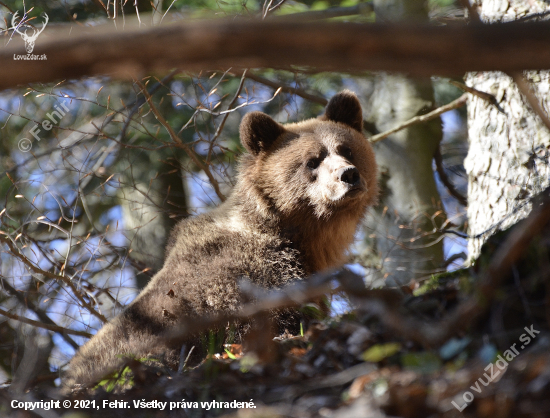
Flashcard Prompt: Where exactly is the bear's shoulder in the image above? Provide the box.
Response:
[164,208,304,281]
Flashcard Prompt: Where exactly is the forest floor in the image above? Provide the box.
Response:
[3,193,550,418]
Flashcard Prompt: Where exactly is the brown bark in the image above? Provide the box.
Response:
[3,19,550,91]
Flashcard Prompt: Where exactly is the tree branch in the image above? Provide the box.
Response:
[449,80,504,112]
[0,277,81,349]
[369,93,467,143]
[161,187,550,350]
[137,81,227,202]
[3,19,550,91]
[0,307,92,338]
[235,71,328,105]
[434,145,468,206]
[0,235,108,323]
[207,69,248,162]
[510,72,550,132]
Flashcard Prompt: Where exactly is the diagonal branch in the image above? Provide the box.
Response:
[234,70,328,105]
[0,235,108,323]
[138,81,227,202]
[207,69,248,162]
[0,307,92,338]
[511,72,550,132]
[0,277,81,349]
[162,187,550,350]
[369,93,468,143]
[434,145,467,206]
[449,80,505,113]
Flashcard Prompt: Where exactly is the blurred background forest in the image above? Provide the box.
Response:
[1,0,550,415]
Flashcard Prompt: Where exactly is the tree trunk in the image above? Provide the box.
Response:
[360,0,446,287]
[117,153,188,289]
[465,0,550,259]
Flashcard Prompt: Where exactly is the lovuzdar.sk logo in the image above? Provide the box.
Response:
[11,11,48,61]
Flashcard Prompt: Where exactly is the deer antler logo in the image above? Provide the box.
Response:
[11,12,49,54]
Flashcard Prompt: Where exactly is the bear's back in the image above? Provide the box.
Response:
[132,210,305,327]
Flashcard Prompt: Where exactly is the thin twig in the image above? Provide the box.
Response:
[434,145,467,206]
[195,88,282,116]
[119,70,180,145]
[0,307,92,338]
[207,69,248,163]
[235,71,378,133]
[163,269,337,344]
[234,71,328,105]
[181,345,195,372]
[0,277,81,349]
[449,80,504,113]
[138,81,227,202]
[267,0,287,14]
[0,235,108,323]
[262,0,275,19]
[369,93,468,143]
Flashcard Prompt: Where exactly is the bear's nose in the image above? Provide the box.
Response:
[338,166,360,186]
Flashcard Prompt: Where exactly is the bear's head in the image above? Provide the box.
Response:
[237,90,377,270]
[238,90,377,222]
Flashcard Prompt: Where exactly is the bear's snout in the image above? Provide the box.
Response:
[338,166,360,187]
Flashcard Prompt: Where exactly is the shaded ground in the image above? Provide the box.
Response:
[3,190,550,418]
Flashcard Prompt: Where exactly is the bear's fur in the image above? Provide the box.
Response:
[64,90,378,388]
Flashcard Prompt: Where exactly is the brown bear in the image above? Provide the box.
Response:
[63,90,378,388]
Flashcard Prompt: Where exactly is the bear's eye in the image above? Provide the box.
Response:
[307,158,321,170]
[341,146,353,161]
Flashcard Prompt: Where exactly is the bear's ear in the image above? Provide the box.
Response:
[321,90,363,132]
[240,111,286,156]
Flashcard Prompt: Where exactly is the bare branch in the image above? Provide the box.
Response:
[3,20,550,90]
[137,80,227,202]
[207,69,248,162]
[434,145,468,206]
[0,277,81,349]
[0,235,108,323]
[162,269,336,344]
[449,80,504,112]
[369,93,467,143]
[235,70,328,105]
[0,307,92,338]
